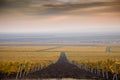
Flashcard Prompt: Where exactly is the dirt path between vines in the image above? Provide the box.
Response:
[27,52,98,79]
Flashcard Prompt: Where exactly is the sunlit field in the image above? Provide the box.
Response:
[0,46,60,74]
[0,45,120,77]
[45,45,120,74]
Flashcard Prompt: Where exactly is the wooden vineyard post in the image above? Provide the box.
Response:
[102,64,105,78]
[81,64,83,69]
[78,64,82,69]
[78,63,80,69]
[22,65,27,78]
[25,69,28,77]
[86,64,89,72]
[33,66,36,73]
[34,65,37,72]
[97,63,100,76]
[31,63,40,73]
[16,64,21,79]
[88,65,90,72]
[91,67,93,73]
[31,67,34,73]
[36,64,39,72]
[16,64,23,79]
[95,68,97,74]
[84,64,87,71]
[36,64,39,71]
[88,66,90,72]
[113,63,118,80]
[29,65,32,75]
[22,64,28,78]
[33,65,35,72]
[85,64,87,71]
[26,65,30,76]
[105,64,109,79]
[31,66,35,73]
[29,65,32,74]
[37,64,40,71]
[26,63,31,76]
[94,65,97,74]
[96,63,98,75]
[19,64,23,78]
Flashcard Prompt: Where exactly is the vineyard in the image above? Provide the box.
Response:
[0,45,120,79]
[0,46,60,79]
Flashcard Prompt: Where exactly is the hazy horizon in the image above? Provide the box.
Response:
[0,33,120,46]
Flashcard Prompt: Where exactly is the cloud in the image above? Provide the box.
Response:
[0,0,120,34]
[0,0,120,16]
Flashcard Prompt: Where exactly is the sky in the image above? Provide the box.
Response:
[0,0,120,34]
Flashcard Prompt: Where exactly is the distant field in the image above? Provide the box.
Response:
[0,45,120,63]
[46,46,120,62]
[47,46,106,52]
[0,46,55,52]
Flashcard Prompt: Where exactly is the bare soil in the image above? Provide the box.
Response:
[26,52,98,79]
